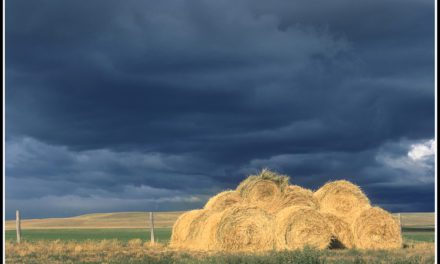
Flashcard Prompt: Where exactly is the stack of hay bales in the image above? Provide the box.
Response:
[170,169,402,252]
[314,180,402,250]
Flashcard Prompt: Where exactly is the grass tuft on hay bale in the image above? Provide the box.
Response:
[237,169,289,213]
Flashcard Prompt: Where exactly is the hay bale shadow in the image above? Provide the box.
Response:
[328,238,346,249]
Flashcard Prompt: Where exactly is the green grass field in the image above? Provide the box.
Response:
[401,227,435,243]
[402,231,435,243]
[5,227,434,243]
[5,228,172,243]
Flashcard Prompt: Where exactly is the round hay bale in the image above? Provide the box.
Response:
[169,209,204,248]
[173,209,225,251]
[277,185,319,211]
[275,206,333,250]
[216,205,275,252]
[323,213,354,249]
[204,190,241,212]
[196,211,225,251]
[183,209,212,250]
[237,169,288,212]
[353,207,402,250]
[314,180,371,225]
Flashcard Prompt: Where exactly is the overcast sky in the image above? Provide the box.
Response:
[5,0,435,219]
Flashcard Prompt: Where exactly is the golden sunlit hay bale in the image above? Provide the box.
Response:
[323,213,354,249]
[171,209,225,251]
[353,207,402,250]
[277,185,319,211]
[196,211,225,251]
[237,169,289,213]
[183,209,223,250]
[216,205,276,252]
[169,209,204,248]
[314,180,371,225]
[204,190,241,212]
[275,206,333,250]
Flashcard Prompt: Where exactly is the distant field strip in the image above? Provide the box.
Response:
[5,211,185,230]
[5,211,434,230]
[395,212,435,228]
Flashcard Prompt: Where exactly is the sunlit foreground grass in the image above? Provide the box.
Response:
[5,239,435,264]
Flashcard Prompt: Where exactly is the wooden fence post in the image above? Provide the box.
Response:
[149,212,155,244]
[16,210,21,243]
[398,213,402,232]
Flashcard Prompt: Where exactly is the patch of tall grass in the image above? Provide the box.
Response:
[5,240,434,264]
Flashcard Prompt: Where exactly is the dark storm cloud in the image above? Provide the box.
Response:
[6,137,226,192]
[5,0,434,218]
